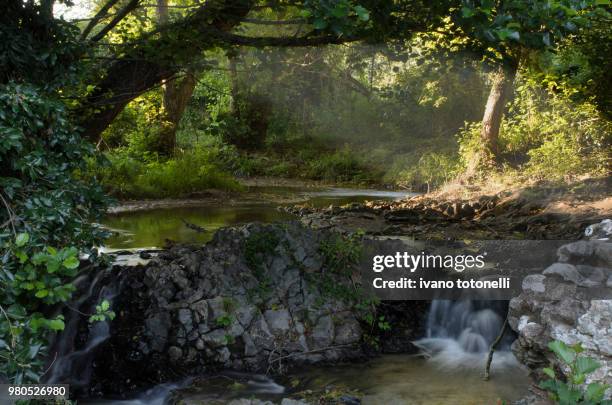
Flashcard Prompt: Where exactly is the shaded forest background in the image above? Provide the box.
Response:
[1,0,611,385]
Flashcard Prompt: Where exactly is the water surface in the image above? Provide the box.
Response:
[103,187,412,249]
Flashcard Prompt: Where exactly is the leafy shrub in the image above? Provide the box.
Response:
[0,83,110,383]
[388,151,460,191]
[456,79,611,181]
[540,340,611,405]
[91,146,243,198]
[302,147,383,184]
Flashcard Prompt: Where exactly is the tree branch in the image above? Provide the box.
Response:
[80,0,122,40]
[214,30,360,47]
[241,17,304,25]
[90,0,141,43]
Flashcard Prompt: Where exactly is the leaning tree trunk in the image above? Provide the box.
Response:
[155,0,198,155]
[465,62,518,178]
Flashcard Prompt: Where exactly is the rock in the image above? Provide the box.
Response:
[202,329,229,348]
[310,315,334,348]
[178,308,193,329]
[522,275,546,293]
[585,219,612,240]
[280,399,310,405]
[167,346,182,362]
[510,234,612,401]
[264,309,291,336]
[144,312,171,352]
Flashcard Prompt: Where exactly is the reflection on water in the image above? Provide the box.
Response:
[103,187,412,249]
[169,355,529,405]
[104,204,292,249]
[295,355,529,405]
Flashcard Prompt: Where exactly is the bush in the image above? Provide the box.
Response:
[91,146,243,198]
[0,83,110,383]
[387,151,460,191]
[302,147,383,184]
[456,79,611,181]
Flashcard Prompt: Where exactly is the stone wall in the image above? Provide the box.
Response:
[90,222,379,395]
[509,221,612,400]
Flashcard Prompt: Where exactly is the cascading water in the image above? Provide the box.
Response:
[414,300,519,370]
[43,266,118,390]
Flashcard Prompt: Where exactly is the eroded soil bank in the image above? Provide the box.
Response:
[286,177,612,240]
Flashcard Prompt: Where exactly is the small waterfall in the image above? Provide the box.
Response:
[414,300,519,371]
[43,267,118,389]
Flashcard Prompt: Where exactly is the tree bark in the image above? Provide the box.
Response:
[79,0,256,142]
[465,62,518,177]
[228,52,240,115]
[155,0,198,155]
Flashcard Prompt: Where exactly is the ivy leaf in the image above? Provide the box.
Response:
[34,289,48,298]
[46,259,61,273]
[62,256,79,269]
[47,317,65,331]
[15,233,29,247]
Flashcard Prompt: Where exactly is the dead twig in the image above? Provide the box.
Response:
[483,311,509,381]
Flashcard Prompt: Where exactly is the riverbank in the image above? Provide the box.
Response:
[286,176,612,240]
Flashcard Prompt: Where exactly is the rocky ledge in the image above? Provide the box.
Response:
[509,220,612,402]
[87,222,426,396]
[285,181,611,240]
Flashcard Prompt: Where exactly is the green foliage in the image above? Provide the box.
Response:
[215,314,233,328]
[301,148,383,183]
[540,340,611,405]
[244,230,280,300]
[456,78,611,181]
[387,152,460,190]
[319,230,364,276]
[89,300,116,323]
[90,146,242,198]
[455,0,610,63]
[0,82,110,383]
[302,0,370,35]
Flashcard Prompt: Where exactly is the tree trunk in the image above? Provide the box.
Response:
[465,62,518,177]
[228,52,240,115]
[79,0,256,143]
[155,0,197,155]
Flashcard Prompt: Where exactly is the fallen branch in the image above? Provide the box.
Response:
[484,311,509,381]
[181,218,206,233]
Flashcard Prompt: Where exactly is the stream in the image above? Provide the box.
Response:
[56,186,530,404]
[103,187,413,249]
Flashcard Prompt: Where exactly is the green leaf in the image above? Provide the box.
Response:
[585,383,609,402]
[575,356,601,375]
[548,340,576,364]
[47,318,65,331]
[542,367,556,379]
[34,289,48,298]
[354,5,369,22]
[15,233,29,247]
[101,300,110,311]
[313,18,328,30]
[461,6,475,18]
[15,251,28,264]
[46,258,60,273]
[62,256,79,269]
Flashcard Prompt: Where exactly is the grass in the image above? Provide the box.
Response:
[88,146,243,199]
